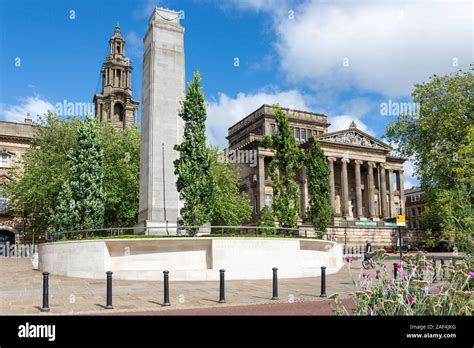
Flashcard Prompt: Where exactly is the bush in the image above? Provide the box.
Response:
[331,251,473,315]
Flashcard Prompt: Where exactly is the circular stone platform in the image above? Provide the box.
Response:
[39,237,343,281]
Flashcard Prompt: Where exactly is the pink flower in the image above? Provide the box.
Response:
[363,272,370,279]
[406,295,415,303]
[403,273,409,281]
[375,274,380,280]
[468,272,474,278]
[381,264,387,269]
[345,256,353,263]
[424,264,430,271]
[394,263,402,269]
[414,265,419,270]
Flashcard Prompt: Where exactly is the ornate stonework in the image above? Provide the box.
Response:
[319,130,388,150]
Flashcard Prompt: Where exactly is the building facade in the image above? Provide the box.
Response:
[405,186,425,230]
[93,23,139,129]
[0,115,35,244]
[228,105,409,245]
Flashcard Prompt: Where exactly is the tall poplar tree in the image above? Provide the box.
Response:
[305,137,332,237]
[49,114,105,232]
[262,105,304,228]
[174,72,214,233]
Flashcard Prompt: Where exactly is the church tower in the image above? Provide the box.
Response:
[93,22,139,128]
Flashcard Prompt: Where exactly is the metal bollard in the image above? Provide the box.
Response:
[272,267,279,300]
[105,271,113,309]
[41,272,50,312]
[219,269,226,303]
[163,270,170,306]
[393,263,398,279]
[440,259,445,280]
[320,266,327,297]
[433,259,437,282]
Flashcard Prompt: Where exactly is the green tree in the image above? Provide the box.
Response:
[262,105,304,228]
[49,114,105,232]
[6,112,82,234]
[208,147,251,227]
[305,137,332,237]
[385,70,473,252]
[258,206,276,235]
[174,72,214,233]
[99,122,140,227]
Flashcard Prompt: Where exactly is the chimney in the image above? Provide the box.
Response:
[24,113,32,125]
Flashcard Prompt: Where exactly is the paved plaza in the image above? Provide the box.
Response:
[0,254,453,315]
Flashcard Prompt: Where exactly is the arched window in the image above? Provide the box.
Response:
[114,102,124,122]
[0,154,11,168]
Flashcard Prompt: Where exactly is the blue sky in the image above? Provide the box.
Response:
[0,0,472,187]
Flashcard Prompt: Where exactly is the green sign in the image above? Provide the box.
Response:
[355,221,377,227]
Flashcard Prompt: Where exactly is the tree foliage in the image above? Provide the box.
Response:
[305,137,332,236]
[208,148,252,227]
[385,70,473,252]
[262,105,304,228]
[257,206,276,235]
[49,115,105,232]
[6,113,140,234]
[174,71,214,232]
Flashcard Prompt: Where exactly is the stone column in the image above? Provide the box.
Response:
[341,158,350,218]
[388,169,395,217]
[110,99,114,121]
[367,162,376,219]
[257,152,265,212]
[398,170,405,215]
[354,160,363,218]
[380,163,388,218]
[300,167,308,218]
[327,157,336,214]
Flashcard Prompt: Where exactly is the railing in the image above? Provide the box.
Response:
[47,225,325,242]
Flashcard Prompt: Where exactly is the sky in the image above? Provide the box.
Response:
[0,0,472,189]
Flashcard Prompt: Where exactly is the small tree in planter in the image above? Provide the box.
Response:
[258,206,276,235]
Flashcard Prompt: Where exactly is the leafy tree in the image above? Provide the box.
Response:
[99,122,140,227]
[305,137,332,237]
[208,147,251,227]
[49,114,105,232]
[262,105,304,228]
[6,112,81,234]
[385,70,473,252]
[174,71,214,233]
[257,206,276,235]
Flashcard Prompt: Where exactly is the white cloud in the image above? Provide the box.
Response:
[403,160,419,189]
[0,96,54,123]
[206,89,311,147]
[271,0,471,97]
[328,115,375,136]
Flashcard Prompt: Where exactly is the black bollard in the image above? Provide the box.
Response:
[320,266,327,297]
[105,271,113,309]
[163,270,170,306]
[433,259,437,282]
[219,269,226,303]
[393,263,398,279]
[440,259,445,280]
[41,272,50,312]
[272,267,279,300]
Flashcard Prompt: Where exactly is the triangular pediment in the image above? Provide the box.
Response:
[318,128,392,151]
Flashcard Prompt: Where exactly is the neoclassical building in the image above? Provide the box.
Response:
[93,23,139,128]
[228,105,408,244]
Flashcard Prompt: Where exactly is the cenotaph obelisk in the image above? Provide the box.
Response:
[138,7,185,232]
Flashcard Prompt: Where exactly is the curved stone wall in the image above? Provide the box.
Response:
[39,237,343,281]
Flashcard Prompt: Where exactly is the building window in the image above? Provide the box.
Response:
[412,208,416,217]
[0,154,11,168]
[114,102,124,122]
[308,129,312,138]
[270,124,275,135]
[0,185,8,214]
[295,128,300,140]
[417,207,422,216]
[301,129,306,141]
[264,194,273,207]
